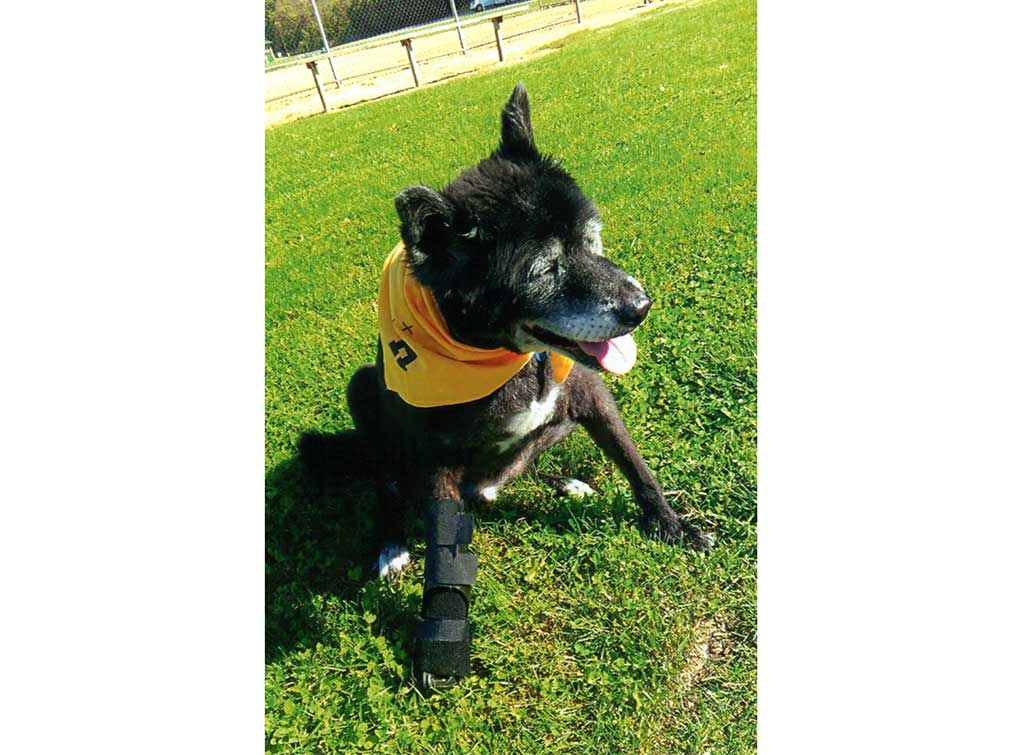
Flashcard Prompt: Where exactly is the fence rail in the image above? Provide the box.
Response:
[265,0,669,126]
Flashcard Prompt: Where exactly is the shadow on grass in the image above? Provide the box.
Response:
[265,452,406,664]
[265,441,637,666]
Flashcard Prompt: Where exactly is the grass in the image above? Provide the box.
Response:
[265,0,756,751]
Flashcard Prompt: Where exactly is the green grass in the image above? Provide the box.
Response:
[265,0,756,751]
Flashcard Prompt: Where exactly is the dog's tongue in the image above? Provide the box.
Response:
[578,334,637,375]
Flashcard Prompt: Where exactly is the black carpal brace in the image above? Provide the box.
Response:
[413,498,477,687]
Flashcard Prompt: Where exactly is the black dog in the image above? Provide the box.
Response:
[302,83,714,584]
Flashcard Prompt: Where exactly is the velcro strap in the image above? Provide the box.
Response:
[425,508,474,546]
[414,618,472,678]
[416,617,470,643]
[424,547,478,586]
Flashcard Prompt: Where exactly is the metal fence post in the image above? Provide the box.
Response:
[306,60,329,113]
[491,16,505,62]
[308,0,342,87]
[574,0,583,24]
[448,0,468,55]
[401,38,422,87]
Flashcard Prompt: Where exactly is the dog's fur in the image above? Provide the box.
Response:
[301,83,713,580]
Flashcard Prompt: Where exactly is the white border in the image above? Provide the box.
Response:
[761,1,1020,752]
[4,2,264,752]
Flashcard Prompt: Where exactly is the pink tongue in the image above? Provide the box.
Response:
[578,333,637,375]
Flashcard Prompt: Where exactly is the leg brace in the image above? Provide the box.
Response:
[413,498,477,689]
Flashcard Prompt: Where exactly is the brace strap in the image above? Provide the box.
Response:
[425,501,474,546]
[424,547,478,586]
[414,632,471,678]
[416,618,470,643]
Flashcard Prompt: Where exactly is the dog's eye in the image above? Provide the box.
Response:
[459,226,478,239]
[535,259,559,279]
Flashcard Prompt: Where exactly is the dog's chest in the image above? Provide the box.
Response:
[493,385,560,453]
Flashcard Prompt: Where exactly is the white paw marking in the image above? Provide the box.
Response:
[479,485,499,503]
[561,478,595,497]
[377,544,410,581]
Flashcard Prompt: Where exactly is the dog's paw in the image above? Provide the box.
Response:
[560,478,596,498]
[540,473,597,498]
[377,544,411,581]
[640,513,716,551]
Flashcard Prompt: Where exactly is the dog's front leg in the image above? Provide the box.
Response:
[377,458,464,580]
[575,376,715,550]
[412,466,477,690]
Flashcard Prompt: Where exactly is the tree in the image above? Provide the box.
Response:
[266,0,319,55]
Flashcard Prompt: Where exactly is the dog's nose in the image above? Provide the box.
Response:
[616,290,652,328]
[633,293,652,320]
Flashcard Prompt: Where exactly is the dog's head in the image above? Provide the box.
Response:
[395,82,650,374]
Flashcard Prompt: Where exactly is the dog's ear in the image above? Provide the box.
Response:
[496,82,538,162]
[395,185,455,265]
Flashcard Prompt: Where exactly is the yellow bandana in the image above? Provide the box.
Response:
[378,243,573,408]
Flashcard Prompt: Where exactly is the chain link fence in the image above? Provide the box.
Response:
[265,0,664,126]
[266,0,491,59]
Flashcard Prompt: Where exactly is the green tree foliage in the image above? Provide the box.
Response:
[265,0,316,56]
[266,0,469,56]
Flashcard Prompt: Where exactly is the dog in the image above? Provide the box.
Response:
[301,82,714,582]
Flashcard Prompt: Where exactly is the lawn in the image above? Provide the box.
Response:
[265,0,756,751]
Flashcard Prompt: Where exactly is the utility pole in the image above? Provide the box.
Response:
[309,0,341,88]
